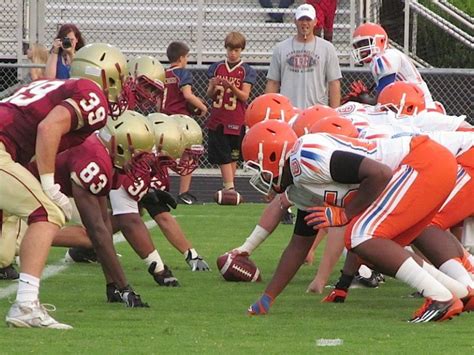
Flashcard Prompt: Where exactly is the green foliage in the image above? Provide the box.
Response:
[448,0,474,16]
[0,204,473,353]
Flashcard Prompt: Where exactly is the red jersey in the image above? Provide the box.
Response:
[0,78,108,165]
[206,60,256,135]
[112,159,171,202]
[28,134,114,197]
[161,66,193,115]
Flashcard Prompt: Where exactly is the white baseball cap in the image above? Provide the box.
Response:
[295,4,316,21]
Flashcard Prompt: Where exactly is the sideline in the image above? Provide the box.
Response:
[0,220,157,300]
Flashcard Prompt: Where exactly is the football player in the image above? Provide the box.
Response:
[243,119,466,322]
[345,22,443,113]
[0,42,127,329]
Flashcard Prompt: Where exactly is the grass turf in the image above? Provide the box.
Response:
[0,203,473,354]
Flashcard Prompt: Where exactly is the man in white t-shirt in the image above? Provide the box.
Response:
[266,3,342,109]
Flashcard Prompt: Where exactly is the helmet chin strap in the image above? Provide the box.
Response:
[273,140,289,191]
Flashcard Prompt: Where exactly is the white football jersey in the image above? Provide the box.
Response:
[286,133,412,210]
[370,48,434,108]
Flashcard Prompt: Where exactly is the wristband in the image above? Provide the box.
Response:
[40,173,55,191]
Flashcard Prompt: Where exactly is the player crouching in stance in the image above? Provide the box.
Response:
[242,119,464,322]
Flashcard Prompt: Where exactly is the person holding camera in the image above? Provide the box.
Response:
[45,23,85,79]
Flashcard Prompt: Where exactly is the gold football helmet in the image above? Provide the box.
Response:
[71,43,128,116]
[172,114,203,147]
[148,113,185,159]
[170,114,204,176]
[128,56,165,112]
[98,110,155,169]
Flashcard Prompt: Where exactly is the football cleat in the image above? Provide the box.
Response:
[106,283,122,303]
[6,301,72,329]
[352,270,380,288]
[248,294,274,315]
[461,287,474,312]
[409,297,463,323]
[280,210,295,225]
[177,191,199,205]
[0,264,19,280]
[64,247,97,263]
[148,263,180,287]
[322,289,348,303]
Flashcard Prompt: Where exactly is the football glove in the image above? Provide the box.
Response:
[142,189,177,210]
[119,285,150,308]
[148,263,180,287]
[341,80,373,105]
[184,249,210,271]
[322,288,348,303]
[248,293,274,315]
[41,182,72,220]
[304,205,349,229]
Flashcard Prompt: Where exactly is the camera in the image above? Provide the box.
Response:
[62,37,72,49]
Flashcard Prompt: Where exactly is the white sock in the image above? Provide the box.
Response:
[422,261,468,299]
[395,258,452,302]
[439,259,474,288]
[16,273,40,303]
[239,225,270,254]
[144,250,164,273]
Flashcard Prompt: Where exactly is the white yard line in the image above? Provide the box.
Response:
[0,220,157,300]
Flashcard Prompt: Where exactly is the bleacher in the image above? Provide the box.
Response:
[40,0,355,65]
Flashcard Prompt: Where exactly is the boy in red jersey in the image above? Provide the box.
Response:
[206,32,257,192]
[161,41,207,205]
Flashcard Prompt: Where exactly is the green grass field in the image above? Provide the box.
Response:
[0,204,473,354]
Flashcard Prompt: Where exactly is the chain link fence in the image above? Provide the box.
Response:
[1,63,472,169]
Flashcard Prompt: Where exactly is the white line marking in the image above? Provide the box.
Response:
[0,220,157,300]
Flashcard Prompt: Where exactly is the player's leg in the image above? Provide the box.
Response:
[0,148,70,329]
[0,214,21,279]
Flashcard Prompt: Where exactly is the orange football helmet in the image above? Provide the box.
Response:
[245,93,296,128]
[377,81,426,116]
[242,120,297,195]
[291,104,338,137]
[351,23,388,63]
[309,116,359,138]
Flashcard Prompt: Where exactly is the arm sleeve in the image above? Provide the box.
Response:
[266,46,281,82]
[329,150,365,184]
[326,44,342,82]
[375,73,397,94]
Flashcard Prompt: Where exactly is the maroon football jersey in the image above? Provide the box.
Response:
[206,60,256,135]
[113,170,152,202]
[161,66,193,115]
[28,134,114,197]
[0,78,108,165]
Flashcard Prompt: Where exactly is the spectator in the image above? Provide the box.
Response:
[45,23,85,79]
[259,0,295,23]
[307,0,338,42]
[265,3,341,224]
[266,3,341,109]
[206,32,257,193]
[161,41,207,205]
[26,43,48,80]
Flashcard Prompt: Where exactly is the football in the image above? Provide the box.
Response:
[214,189,243,205]
[216,253,261,282]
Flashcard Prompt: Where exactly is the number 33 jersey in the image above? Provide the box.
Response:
[28,134,114,197]
[0,78,108,165]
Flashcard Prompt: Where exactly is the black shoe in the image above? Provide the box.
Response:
[65,247,97,263]
[0,264,19,280]
[280,210,294,225]
[177,191,199,205]
[148,263,180,287]
[353,270,380,288]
